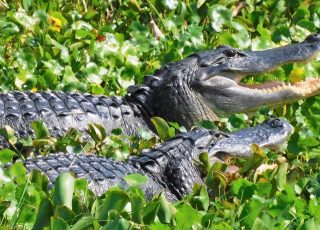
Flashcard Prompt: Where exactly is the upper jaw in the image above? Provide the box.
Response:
[195,34,320,83]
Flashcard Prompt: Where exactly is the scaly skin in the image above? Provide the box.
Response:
[23,118,292,201]
[0,34,319,141]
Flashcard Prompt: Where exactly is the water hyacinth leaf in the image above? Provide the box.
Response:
[13,10,38,30]
[230,178,257,200]
[208,5,232,32]
[151,117,175,141]
[0,21,19,37]
[98,188,129,222]
[124,173,148,187]
[88,123,107,143]
[197,0,206,8]
[206,162,227,195]
[162,0,178,10]
[70,215,95,230]
[190,184,209,211]
[300,218,320,230]
[22,0,32,11]
[276,162,288,191]
[31,120,50,139]
[239,199,264,228]
[150,223,171,230]
[0,149,16,163]
[240,144,266,174]
[32,199,54,230]
[101,216,131,230]
[143,200,160,225]
[130,192,145,223]
[57,206,76,225]
[175,203,202,229]
[53,173,75,210]
[9,161,26,185]
[51,217,70,230]
[199,152,210,173]
[251,217,270,230]
[308,199,320,219]
[157,193,171,224]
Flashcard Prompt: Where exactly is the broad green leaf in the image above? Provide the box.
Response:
[57,206,76,225]
[300,218,320,230]
[51,217,70,230]
[0,21,19,37]
[309,199,320,219]
[198,152,210,173]
[150,222,171,230]
[157,193,171,224]
[190,184,209,211]
[22,0,32,11]
[197,0,206,8]
[230,178,257,200]
[124,173,148,187]
[276,162,288,191]
[206,162,227,196]
[53,173,75,210]
[0,149,16,163]
[70,215,94,230]
[88,123,107,143]
[143,200,160,225]
[151,117,175,141]
[239,199,263,228]
[175,203,202,229]
[31,120,50,139]
[9,161,26,185]
[251,217,270,230]
[0,126,17,145]
[101,216,131,230]
[240,144,266,174]
[162,0,178,10]
[130,192,145,223]
[208,5,232,32]
[32,199,54,230]
[98,188,129,222]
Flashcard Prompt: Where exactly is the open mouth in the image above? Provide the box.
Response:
[238,77,320,97]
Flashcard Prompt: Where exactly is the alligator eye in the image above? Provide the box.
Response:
[268,118,283,128]
[223,49,238,57]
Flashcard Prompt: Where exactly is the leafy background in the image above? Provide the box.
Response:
[0,0,320,229]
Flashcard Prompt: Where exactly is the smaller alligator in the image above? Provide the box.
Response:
[24,118,291,201]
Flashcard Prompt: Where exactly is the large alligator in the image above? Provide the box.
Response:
[24,118,291,201]
[0,34,319,142]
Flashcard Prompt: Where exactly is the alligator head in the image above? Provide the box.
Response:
[133,34,320,128]
[208,118,292,160]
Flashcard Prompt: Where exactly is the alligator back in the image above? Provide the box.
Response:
[0,91,150,140]
[24,153,173,200]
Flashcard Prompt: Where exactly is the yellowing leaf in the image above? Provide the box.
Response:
[49,16,62,32]
[290,67,305,83]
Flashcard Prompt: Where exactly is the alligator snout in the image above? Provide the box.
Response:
[208,118,292,160]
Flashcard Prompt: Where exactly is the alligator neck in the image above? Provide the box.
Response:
[152,83,218,127]
[128,131,212,200]
[126,81,218,129]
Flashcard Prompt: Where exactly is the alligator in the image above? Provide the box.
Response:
[24,118,292,201]
[0,34,319,143]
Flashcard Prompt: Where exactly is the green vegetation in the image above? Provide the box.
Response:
[0,0,320,229]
